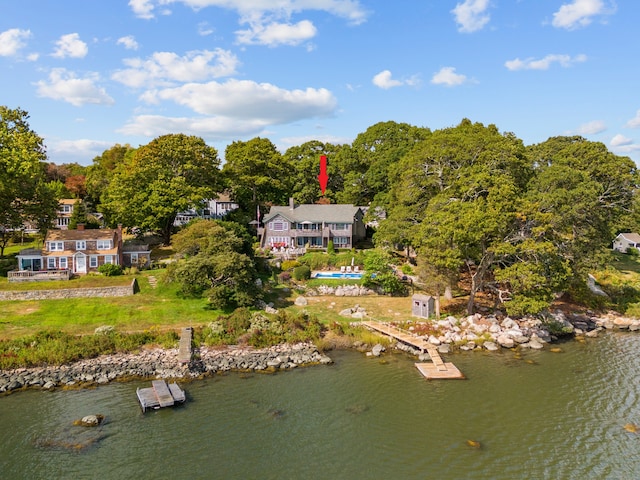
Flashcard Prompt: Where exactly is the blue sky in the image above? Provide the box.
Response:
[2,0,639,165]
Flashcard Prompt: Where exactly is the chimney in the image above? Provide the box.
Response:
[77,223,85,231]
[289,197,295,210]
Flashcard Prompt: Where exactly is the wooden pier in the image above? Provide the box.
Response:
[136,380,186,412]
[178,327,193,364]
[361,320,464,380]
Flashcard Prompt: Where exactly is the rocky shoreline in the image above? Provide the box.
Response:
[0,342,332,395]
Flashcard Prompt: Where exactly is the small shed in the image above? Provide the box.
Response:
[612,233,640,253]
[412,294,435,319]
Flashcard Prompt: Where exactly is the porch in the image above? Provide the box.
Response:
[8,269,71,282]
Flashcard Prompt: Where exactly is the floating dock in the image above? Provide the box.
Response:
[361,320,464,380]
[137,380,186,412]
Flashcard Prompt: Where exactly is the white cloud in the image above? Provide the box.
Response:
[0,28,31,57]
[140,79,337,123]
[117,35,139,50]
[129,0,156,19]
[112,49,240,88]
[35,68,114,106]
[577,120,606,135]
[372,70,402,89]
[431,67,468,87]
[48,138,115,164]
[198,22,214,36]
[505,53,587,71]
[626,110,640,128]
[118,114,272,140]
[371,70,419,90]
[52,33,88,59]
[236,20,317,47]
[451,0,491,33]
[552,0,610,30]
[610,134,632,147]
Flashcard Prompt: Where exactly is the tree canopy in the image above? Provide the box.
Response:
[100,134,221,244]
[0,106,57,257]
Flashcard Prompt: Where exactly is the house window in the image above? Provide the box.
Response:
[58,218,69,227]
[332,223,349,230]
[47,257,56,269]
[97,240,112,250]
[333,237,349,246]
[130,253,138,264]
[76,241,86,250]
[48,241,64,251]
[59,257,68,269]
[104,255,113,264]
[269,221,288,231]
[90,256,98,268]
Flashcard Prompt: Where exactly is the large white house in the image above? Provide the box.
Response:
[612,232,640,253]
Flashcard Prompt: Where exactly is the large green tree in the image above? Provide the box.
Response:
[167,220,260,309]
[85,144,136,207]
[0,106,58,257]
[223,137,291,219]
[337,121,431,207]
[100,134,221,245]
[283,140,346,204]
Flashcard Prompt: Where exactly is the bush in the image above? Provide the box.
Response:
[327,240,335,255]
[292,265,311,281]
[278,271,291,283]
[281,260,300,271]
[98,263,123,276]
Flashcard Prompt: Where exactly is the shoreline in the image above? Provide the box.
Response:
[2,309,639,395]
[0,342,332,395]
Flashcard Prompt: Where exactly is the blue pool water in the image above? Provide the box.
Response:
[313,271,363,279]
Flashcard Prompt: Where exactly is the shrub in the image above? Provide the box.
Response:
[278,271,291,283]
[327,240,335,255]
[98,263,123,276]
[281,260,300,271]
[401,264,414,275]
[292,265,311,281]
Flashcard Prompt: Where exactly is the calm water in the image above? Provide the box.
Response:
[2,334,640,480]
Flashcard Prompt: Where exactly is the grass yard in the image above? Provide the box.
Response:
[0,272,225,339]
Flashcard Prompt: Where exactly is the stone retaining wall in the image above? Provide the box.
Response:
[0,278,139,301]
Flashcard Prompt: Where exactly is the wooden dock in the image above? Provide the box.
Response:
[178,327,193,364]
[361,320,464,380]
[136,380,186,412]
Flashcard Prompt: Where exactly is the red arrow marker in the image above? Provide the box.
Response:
[318,155,329,195]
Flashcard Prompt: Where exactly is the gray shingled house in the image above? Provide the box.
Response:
[260,199,366,250]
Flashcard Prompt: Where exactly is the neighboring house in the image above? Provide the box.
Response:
[260,199,366,250]
[174,194,239,226]
[56,199,76,229]
[17,225,126,275]
[612,233,640,253]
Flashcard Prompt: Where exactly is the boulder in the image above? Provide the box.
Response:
[528,338,544,350]
[483,342,499,351]
[371,344,385,357]
[294,296,308,306]
[496,334,515,349]
[437,344,450,354]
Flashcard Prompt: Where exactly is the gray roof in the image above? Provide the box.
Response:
[264,204,362,224]
[618,232,640,243]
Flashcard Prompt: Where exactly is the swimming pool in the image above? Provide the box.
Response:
[313,271,364,279]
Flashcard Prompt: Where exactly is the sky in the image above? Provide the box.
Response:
[2,0,639,166]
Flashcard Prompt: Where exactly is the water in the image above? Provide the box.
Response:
[3,334,640,479]
[313,272,363,279]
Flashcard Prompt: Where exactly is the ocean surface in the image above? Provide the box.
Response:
[2,333,640,479]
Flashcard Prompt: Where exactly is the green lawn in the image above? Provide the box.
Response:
[0,272,225,339]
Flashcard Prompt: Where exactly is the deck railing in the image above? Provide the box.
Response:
[7,269,71,282]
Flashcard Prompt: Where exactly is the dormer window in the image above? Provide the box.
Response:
[76,241,86,250]
[48,241,64,251]
[97,240,112,250]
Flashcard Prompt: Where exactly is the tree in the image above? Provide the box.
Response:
[68,199,100,229]
[100,134,221,245]
[85,144,135,207]
[283,140,346,204]
[336,121,430,207]
[0,106,57,257]
[167,220,260,309]
[223,137,291,217]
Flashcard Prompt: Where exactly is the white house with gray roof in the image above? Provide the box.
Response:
[613,232,640,253]
[260,199,366,250]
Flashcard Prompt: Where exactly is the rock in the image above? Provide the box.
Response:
[585,329,600,338]
[351,311,367,319]
[339,308,353,317]
[496,334,515,349]
[371,344,385,357]
[528,339,544,349]
[265,306,278,314]
[483,342,499,351]
[437,344,450,354]
[79,415,103,427]
[294,296,308,306]
[428,335,441,346]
